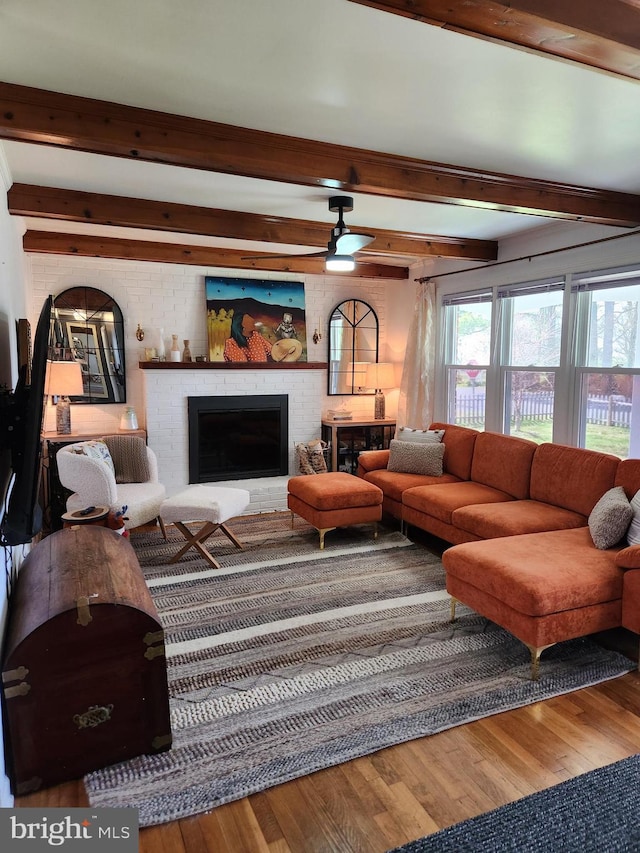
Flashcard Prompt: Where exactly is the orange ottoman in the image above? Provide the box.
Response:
[287,472,383,549]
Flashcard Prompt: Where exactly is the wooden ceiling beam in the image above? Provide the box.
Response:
[346,1,640,81]
[8,184,498,261]
[22,231,409,279]
[2,84,640,227]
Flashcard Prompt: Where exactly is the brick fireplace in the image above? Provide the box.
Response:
[142,365,325,512]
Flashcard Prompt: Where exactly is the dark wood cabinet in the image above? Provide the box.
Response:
[321,418,396,473]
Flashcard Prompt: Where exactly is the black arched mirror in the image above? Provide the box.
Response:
[51,287,126,404]
[328,299,379,394]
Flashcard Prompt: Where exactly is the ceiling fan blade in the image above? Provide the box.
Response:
[335,232,375,254]
[241,249,328,261]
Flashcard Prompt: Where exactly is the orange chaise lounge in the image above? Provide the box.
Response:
[357,425,640,677]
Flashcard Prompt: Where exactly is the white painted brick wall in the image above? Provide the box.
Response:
[144,366,324,510]
[28,255,412,511]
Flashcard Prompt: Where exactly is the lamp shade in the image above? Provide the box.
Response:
[365,362,395,390]
[349,361,370,390]
[45,360,84,397]
[326,254,355,272]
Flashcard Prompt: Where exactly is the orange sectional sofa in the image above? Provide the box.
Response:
[357,424,640,677]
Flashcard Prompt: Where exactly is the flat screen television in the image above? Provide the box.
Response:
[0,295,53,546]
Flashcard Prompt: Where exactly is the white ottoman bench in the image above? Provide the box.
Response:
[160,485,251,568]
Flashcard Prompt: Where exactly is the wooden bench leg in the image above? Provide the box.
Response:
[168,519,244,567]
[169,521,221,568]
[218,522,243,550]
[157,516,168,541]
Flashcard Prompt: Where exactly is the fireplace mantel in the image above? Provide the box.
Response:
[139,361,327,370]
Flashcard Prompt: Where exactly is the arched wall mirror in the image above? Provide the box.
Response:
[328,299,379,395]
[51,287,126,404]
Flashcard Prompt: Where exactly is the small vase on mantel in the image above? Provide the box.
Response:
[183,339,192,362]
[170,334,181,362]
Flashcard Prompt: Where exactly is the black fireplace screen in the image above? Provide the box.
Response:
[188,395,289,482]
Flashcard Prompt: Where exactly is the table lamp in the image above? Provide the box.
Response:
[349,361,370,393]
[45,360,84,434]
[365,362,396,420]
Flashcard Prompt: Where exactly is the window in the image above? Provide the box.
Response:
[439,263,640,458]
[498,279,564,443]
[442,290,492,429]
[572,266,640,458]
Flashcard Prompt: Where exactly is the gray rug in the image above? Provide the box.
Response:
[388,753,640,852]
[84,515,635,827]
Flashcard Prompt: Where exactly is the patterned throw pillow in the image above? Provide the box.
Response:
[387,439,445,476]
[295,440,328,475]
[588,486,633,550]
[396,427,445,444]
[70,440,115,476]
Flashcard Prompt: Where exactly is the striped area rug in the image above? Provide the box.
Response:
[84,514,635,827]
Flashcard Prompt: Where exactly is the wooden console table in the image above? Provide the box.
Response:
[321,418,396,474]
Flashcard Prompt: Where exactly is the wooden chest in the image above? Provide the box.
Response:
[2,526,172,795]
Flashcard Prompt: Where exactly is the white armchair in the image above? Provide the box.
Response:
[56,437,167,532]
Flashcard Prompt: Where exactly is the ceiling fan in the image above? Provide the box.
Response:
[243,196,375,271]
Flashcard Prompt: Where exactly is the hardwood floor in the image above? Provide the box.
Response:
[14,522,640,851]
[16,673,640,851]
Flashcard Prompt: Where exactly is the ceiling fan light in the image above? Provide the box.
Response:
[326,254,355,272]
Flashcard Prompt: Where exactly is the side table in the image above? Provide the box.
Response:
[321,418,396,474]
[61,506,110,528]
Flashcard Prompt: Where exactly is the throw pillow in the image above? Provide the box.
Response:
[103,435,150,484]
[588,486,633,550]
[387,439,445,476]
[295,440,328,475]
[627,489,640,546]
[396,427,445,444]
[70,440,115,477]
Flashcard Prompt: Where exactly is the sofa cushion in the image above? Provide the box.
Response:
[469,431,537,499]
[403,481,514,525]
[363,469,461,503]
[357,449,390,474]
[429,422,478,480]
[588,486,633,550]
[387,440,445,476]
[443,527,623,617]
[614,458,640,500]
[616,545,640,569]
[396,426,444,444]
[626,489,640,546]
[529,443,619,517]
[452,499,588,540]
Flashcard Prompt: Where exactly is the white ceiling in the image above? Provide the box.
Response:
[1,0,640,261]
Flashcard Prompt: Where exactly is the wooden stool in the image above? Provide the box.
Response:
[160,485,250,568]
[287,472,383,549]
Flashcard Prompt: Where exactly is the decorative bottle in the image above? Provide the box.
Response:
[170,334,181,362]
[183,339,192,362]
